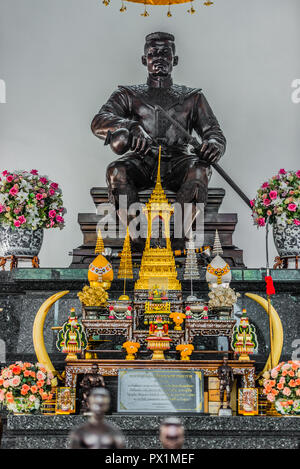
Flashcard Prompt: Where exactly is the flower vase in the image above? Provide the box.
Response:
[0,226,43,257]
[273,223,300,258]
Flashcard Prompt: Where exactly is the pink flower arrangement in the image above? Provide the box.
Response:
[0,362,53,413]
[263,361,300,415]
[0,170,66,230]
[251,170,300,228]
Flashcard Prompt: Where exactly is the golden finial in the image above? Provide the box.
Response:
[95,228,105,254]
[103,0,110,6]
[141,4,149,16]
[120,1,127,11]
[187,2,195,13]
[167,5,172,17]
[204,1,214,5]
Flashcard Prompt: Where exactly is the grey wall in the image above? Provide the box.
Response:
[0,0,299,268]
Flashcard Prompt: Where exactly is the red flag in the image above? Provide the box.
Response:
[265,276,275,295]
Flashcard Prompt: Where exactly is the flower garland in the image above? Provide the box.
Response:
[0,170,66,230]
[251,169,300,228]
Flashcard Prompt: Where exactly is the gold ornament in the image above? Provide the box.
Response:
[141,4,149,16]
[95,228,105,255]
[103,0,110,5]
[187,2,195,13]
[135,146,181,292]
[118,226,133,300]
[167,5,172,16]
[204,0,213,5]
[77,284,109,307]
[120,1,127,11]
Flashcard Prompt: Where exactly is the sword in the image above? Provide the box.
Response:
[155,105,251,209]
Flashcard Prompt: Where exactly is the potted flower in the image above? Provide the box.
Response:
[263,361,300,416]
[0,361,54,414]
[176,344,194,361]
[122,341,140,360]
[251,169,300,257]
[0,170,65,258]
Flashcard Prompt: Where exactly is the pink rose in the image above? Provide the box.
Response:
[296,170,300,178]
[257,217,266,227]
[2,170,8,176]
[30,169,39,175]
[0,205,5,213]
[261,182,269,188]
[267,210,272,217]
[49,189,55,196]
[39,177,48,185]
[49,210,56,218]
[279,169,286,175]
[0,390,6,401]
[271,369,278,379]
[288,203,297,212]
[37,370,46,381]
[18,215,26,224]
[29,394,36,402]
[263,198,271,206]
[36,193,43,201]
[293,219,300,226]
[267,393,275,402]
[11,376,21,387]
[50,182,58,190]
[269,190,277,200]
[3,380,10,388]
[283,387,291,396]
[250,199,255,207]
[6,175,13,183]
[56,215,64,223]
[9,186,18,197]
[14,220,21,227]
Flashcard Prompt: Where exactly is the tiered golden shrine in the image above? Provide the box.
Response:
[134,147,181,292]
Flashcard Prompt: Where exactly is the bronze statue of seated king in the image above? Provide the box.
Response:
[91,32,226,250]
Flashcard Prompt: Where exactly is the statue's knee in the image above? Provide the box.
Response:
[106,162,128,186]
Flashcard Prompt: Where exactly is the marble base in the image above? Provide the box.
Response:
[1,414,300,449]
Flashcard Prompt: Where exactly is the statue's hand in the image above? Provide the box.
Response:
[200,139,222,164]
[130,125,152,155]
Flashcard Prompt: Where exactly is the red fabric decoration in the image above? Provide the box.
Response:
[265,276,275,295]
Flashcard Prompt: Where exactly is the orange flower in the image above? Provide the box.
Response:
[282,370,288,376]
[0,378,3,386]
[24,370,31,377]
[37,380,45,388]
[12,365,21,375]
[295,378,300,386]
[41,392,49,400]
[271,388,279,396]
[277,382,284,390]
[21,384,30,396]
[6,392,14,404]
[289,379,296,387]
[30,386,38,394]
[288,370,295,377]
[269,380,276,387]
[30,371,36,378]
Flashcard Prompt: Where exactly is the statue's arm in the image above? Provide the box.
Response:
[192,92,226,163]
[91,88,137,140]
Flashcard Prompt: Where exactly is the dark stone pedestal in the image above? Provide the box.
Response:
[1,414,299,449]
[70,187,245,268]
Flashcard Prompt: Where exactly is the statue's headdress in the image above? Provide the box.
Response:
[144,32,175,53]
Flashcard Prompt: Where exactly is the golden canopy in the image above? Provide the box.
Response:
[102,0,214,15]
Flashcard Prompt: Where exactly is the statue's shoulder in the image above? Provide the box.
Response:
[118,84,148,94]
[172,84,202,97]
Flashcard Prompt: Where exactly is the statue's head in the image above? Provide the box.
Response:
[142,32,178,78]
[159,417,184,450]
[88,387,110,416]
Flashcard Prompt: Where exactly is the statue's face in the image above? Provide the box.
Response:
[142,40,178,77]
[160,424,184,450]
[89,393,110,416]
